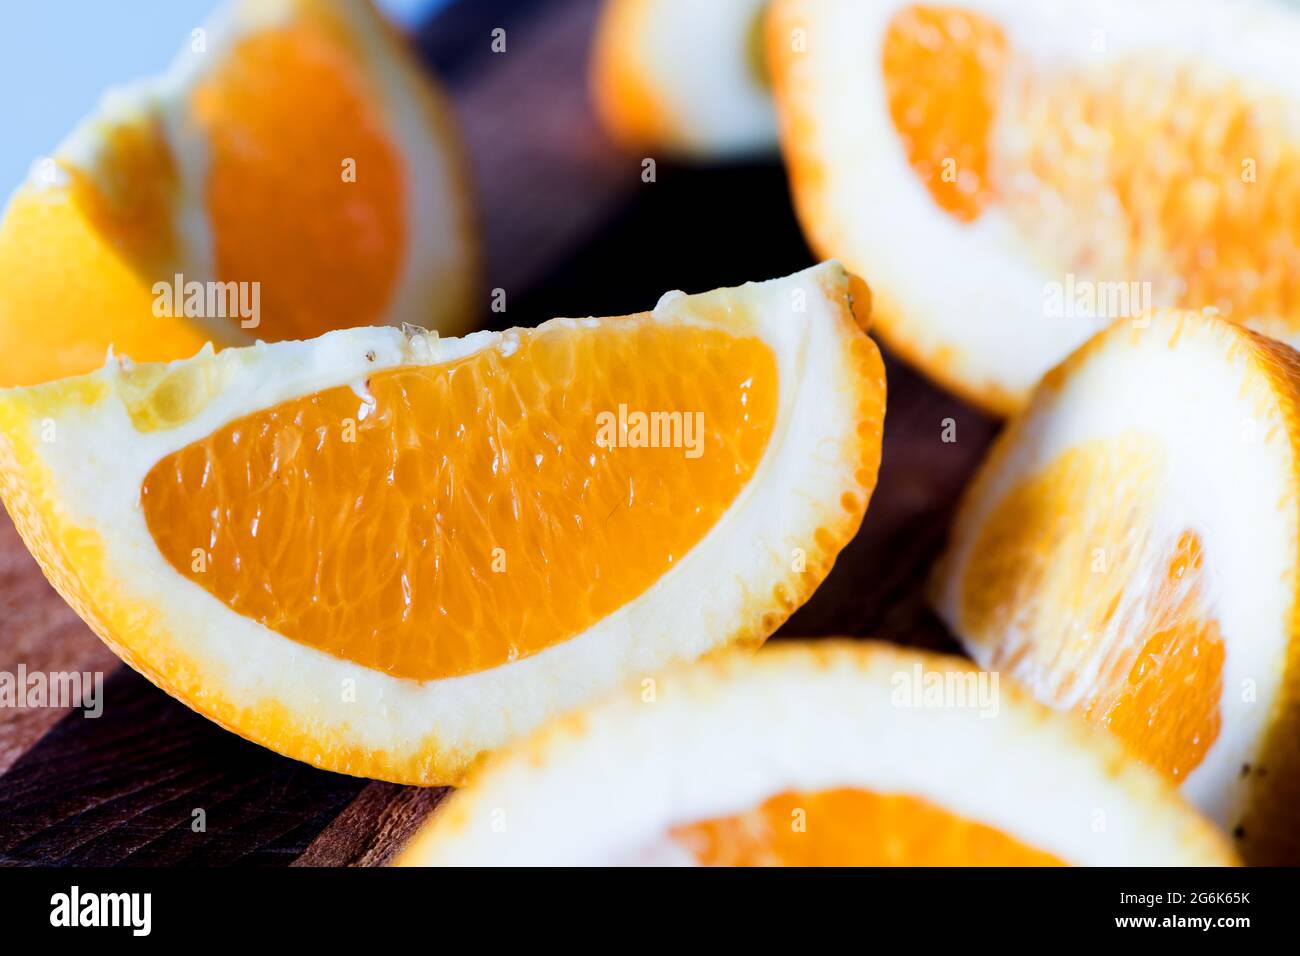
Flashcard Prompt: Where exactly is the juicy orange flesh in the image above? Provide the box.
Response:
[140,323,778,681]
[1003,63,1300,326]
[190,17,405,341]
[960,435,1223,781]
[882,4,1300,325]
[672,787,1065,865]
[881,5,1009,221]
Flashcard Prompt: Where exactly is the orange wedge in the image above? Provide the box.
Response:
[932,309,1300,864]
[0,0,478,389]
[395,641,1235,865]
[769,0,1300,414]
[591,0,777,158]
[0,263,884,784]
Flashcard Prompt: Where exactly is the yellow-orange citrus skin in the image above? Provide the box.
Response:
[1236,331,1300,865]
[959,435,1224,784]
[142,322,778,680]
[191,17,407,341]
[672,787,1066,865]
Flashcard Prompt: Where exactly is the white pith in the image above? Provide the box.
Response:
[775,0,1300,409]
[2,263,874,777]
[27,0,473,341]
[397,643,1231,866]
[932,312,1297,832]
[609,0,776,156]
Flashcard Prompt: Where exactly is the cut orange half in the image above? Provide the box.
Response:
[591,0,777,158]
[395,641,1235,865]
[932,309,1300,864]
[0,0,478,389]
[0,263,883,785]
[769,0,1300,414]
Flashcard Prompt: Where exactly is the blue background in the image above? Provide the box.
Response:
[0,0,448,198]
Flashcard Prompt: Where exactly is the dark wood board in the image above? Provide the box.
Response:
[0,0,996,866]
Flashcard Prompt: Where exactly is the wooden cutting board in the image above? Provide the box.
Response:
[0,0,996,866]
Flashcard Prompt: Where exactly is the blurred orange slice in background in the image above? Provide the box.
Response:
[591,0,777,158]
[769,0,1300,414]
[0,263,883,784]
[395,641,1236,865]
[932,309,1300,864]
[0,0,479,389]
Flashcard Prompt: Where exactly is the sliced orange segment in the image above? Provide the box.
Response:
[140,324,779,681]
[395,641,1235,866]
[0,263,884,784]
[591,0,777,158]
[768,0,1300,413]
[932,309,1300,864]
[0,0,478,388]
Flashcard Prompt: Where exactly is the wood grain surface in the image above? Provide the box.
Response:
[0,0,996,866]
